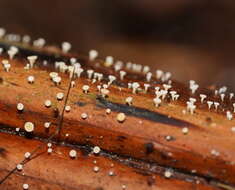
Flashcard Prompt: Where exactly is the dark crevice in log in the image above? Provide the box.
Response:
[96,96,198,129]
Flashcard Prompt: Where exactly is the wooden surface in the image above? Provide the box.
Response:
[0,41,234,189]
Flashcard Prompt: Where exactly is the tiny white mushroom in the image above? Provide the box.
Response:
[211,149,220,156]
[117,113,126,123]
[49,72,58,79]
[199,94,207,103]
[61,42,71,53]
[65,105,71,112]
[27,76,35,84]
[231,127,235,132]
[0,27,6,38]
[89,50,98,61]
[93,146,101,154]
[182,127,189,135]
[106,108,111,114]
[146,72,152,82]
[33,38,46,48]
[2,59,9,65]
[161,90,168,100]
[22,35,31,44]
[143,65,150,73]
[93,166,99,172]
[44,100,52,108]
[23,183,29,190]
[27,55,38,68]
[47,143,52,148]
[207,101,213,110]
[7,49,17,59]
[190,84,199,94]
[163,84,171,91]
[69,149,77,158]
[153,98,161,107]
[119,70,126,80]
[56,92,64,100]
[132,82,140,94]
[164,170,172,178]
[4,63,11,72]
[17,164,23,171]
[105,56,114,67]
[24,122,34,133]
[144,84,150,93]
[189,98,196,104]
[75,68,84,78]
[226,111,233,121]
[230,93,234,100]
[108,171,114,176]
[82,85,90,94]
[214,102,220,111]
[71,81,75,88]
[156,70,163,79]
[108,75,116,86]
[24,152,31,159]
[52,76,61,85]
[220,94,225,102]
[48,148,53,153]
[87,69,94,79]
[125,97,133,106]
[81,113,88,119]
[44,122,51,129]
[17,103,24,111]
[169,91,177,100]
[101,88,110,98]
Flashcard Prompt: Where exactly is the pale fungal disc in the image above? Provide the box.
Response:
[17,103,24,111]
[27,75,35,83]
[44,122,51,129]
[69,149,77,158]
[53,76,61,85]
[81,113,88,119]
[108,171,114,176]
[106,108,111,114]
[93,166,99,172]
[17,164,23,171]
[44,100,52,108]
[93,146,101,154]
[24,122,34,132]
[49,72,58,79]
[23,183,29,190]
[47,143,52,148]
[65,105,71,112]
[164,170,172,178]
[182,127,189,135]
[56,92,64,100]
[231,127,235,133]
[117,113,126,123]
[48,148,53,153]
[82,85,90,93]
[24,152,31,159]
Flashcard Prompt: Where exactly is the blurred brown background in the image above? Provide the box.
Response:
[0,0,234,90]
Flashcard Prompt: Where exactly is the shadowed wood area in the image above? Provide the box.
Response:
[0,40,234,189]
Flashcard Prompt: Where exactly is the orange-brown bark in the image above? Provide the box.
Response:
[0,41,234,189]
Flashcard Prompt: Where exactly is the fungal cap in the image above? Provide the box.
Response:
[24,122,34,132]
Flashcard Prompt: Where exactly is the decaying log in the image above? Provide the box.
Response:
[0,39,235,190]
